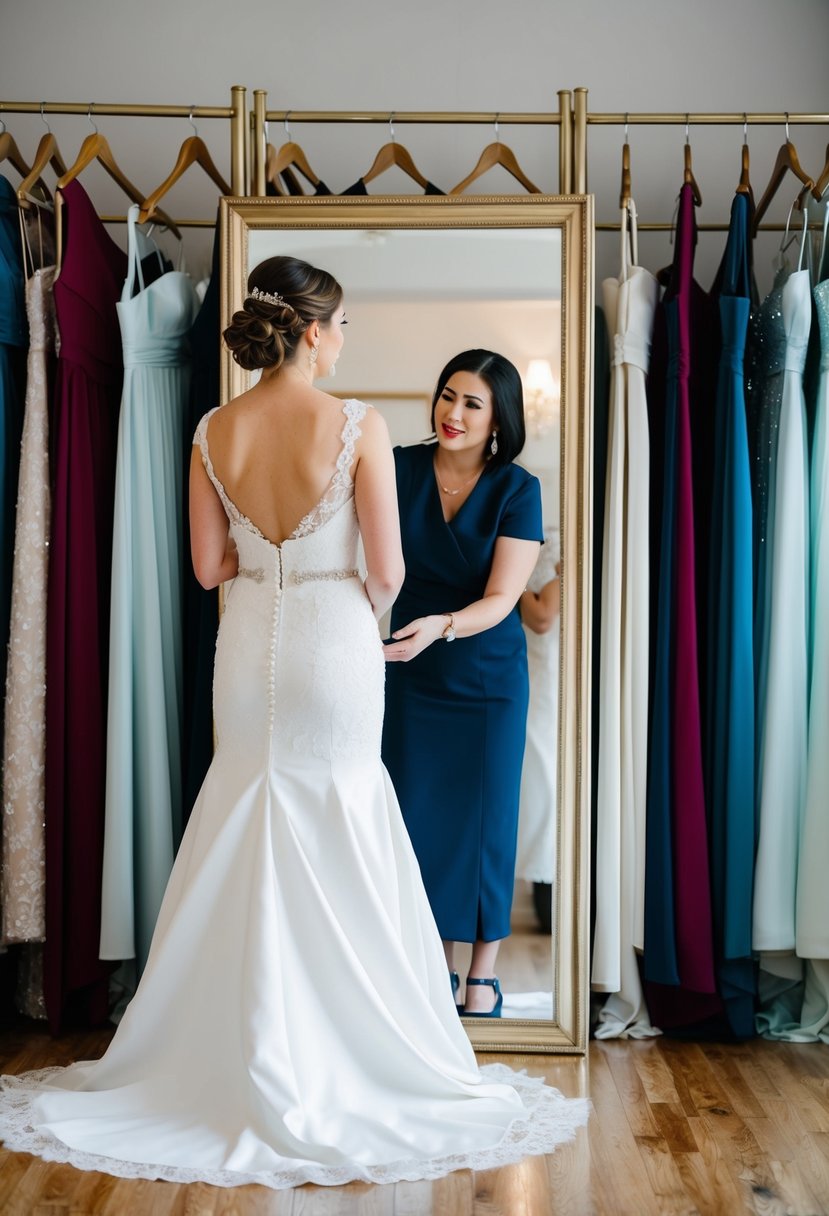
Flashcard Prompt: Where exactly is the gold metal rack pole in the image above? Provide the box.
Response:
[1,88,248,222]
[581,99,829,232]
[573,88,588,193]
[558,91,572,193]
[254,98,569,196]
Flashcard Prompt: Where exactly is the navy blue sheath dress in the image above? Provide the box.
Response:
[382,443,543,943]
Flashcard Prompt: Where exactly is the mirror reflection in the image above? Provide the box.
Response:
[247,226,562,1020]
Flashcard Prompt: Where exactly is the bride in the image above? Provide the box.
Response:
[0,256,588,1189]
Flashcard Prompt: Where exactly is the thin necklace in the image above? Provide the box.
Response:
[434,457,485,496]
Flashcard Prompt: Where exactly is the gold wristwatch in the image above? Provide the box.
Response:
[441,612,456,642]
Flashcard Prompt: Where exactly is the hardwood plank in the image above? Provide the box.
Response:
[702,1045,768,1119]
[632,1135,700,1214]
[628,1040,682,1106]
[596,1042,661,1137]
[758,1047,829,1134]
[586,1046,663,1215]
[543,1125,598,1216]
[649,1102,698,1153]
[671,1117,746,1215]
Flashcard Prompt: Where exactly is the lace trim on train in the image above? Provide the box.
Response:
[0,1065,589,1190]
[193,400,368,545]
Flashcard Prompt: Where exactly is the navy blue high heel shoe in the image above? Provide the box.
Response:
[450,970,462,1009]
[462,976,503,1018]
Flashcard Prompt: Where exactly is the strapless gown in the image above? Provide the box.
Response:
[0,400,588,1188]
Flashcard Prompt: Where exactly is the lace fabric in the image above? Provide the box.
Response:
[0,1064,589,1189]
[193,398,368,545]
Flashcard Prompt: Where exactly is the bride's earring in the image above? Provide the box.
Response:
[328,359,337,378]
[309,345,319,369]
[490,430,499,456]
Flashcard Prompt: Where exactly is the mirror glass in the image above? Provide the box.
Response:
[222,197,591,1052]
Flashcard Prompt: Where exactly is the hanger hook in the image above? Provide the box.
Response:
[40,102,51,133]
[685,114,690,145]
[624,113,630,144]
[0,118,5,135]
[87,102,98,135]
[785,112,790,142]
[743,113,748,145]
[188,105,198,136]
[389,112,396,143]
[284,111,292,140]
[494,113,501,143]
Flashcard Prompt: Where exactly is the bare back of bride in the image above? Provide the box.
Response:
[0,255,588,1190]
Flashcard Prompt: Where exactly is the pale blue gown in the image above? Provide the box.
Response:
[100,208,200,973]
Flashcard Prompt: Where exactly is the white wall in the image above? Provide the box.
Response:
[2,0,828,286]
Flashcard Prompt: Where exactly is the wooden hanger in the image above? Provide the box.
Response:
[752,119,815,235]
[139,134,230,223]
[682,118,703,206]
[450,119,540,195]
[0,122,32,179]
[57,122,181,238]
[17,134,67,206]
[267,141,320,190]
[363,123,429,189]
[735,117,754,204]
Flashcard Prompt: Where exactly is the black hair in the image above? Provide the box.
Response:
[430,349,526,468]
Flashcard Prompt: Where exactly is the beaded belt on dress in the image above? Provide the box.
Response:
[237,566,359,585]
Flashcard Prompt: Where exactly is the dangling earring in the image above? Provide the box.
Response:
[309,345,319,369]
[490,430,499,456]
[328,359,337,378]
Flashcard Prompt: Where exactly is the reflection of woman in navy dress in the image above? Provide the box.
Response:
[382,351,543,1017]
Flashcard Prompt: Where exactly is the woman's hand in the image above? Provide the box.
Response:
[383,615,447,662]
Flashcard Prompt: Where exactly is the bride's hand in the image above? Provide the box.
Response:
[383,616,446,662]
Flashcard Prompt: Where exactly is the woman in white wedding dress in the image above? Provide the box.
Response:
[0,256,587,1189]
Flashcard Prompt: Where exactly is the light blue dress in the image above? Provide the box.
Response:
[100,207,199,973]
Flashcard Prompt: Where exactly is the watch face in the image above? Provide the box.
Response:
[443,627,456,642]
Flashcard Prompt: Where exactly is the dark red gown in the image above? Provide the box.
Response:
[44,180,126,1031]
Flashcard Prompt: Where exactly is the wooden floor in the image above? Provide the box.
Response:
[2,1025,829,1214]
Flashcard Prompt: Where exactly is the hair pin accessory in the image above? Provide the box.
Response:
[250,286,286,307]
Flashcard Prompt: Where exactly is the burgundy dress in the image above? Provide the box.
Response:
[645,184,720,1027]
[44,181,126,1031]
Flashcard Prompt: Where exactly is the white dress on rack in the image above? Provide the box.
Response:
[0,400,588,1189]
[515,527,559,885]
[592,203,660,1039]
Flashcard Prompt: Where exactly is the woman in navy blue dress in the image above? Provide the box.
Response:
[382,351,543,1017]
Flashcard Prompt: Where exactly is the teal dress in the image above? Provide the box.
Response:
[382,443,543,943]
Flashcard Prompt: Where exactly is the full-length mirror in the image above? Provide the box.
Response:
[221,196,592,1052]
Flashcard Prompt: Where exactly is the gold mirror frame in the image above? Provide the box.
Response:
[220,195,593,1053]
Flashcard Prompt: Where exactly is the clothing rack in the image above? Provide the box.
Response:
[573,88,829,231]
[0,87,249,224]
[250,91,574,196]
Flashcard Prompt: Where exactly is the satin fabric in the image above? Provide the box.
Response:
[593,202,660,1040]
[0,401,588,1187]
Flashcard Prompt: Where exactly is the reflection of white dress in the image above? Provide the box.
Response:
[0,401,588,1188]
[515,529,559,884]
[592,203,660,1040]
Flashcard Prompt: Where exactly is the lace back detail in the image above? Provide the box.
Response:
[291,399,368,539]
[192,400,369,545]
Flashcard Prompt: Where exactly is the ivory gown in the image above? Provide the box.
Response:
[0,400,588,1188]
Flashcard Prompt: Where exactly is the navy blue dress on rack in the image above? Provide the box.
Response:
[382,443,543,943]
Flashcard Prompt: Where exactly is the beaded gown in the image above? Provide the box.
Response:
[0,400,588,1188]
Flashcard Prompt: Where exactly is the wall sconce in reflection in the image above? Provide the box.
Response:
[523,358,560,437]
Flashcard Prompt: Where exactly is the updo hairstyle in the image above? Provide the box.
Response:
[223,255,343,372]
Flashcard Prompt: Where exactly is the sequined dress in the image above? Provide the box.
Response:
[0,399,588,1188]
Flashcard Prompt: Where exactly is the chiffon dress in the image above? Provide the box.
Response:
[0,401,588,1188]
[593,200,660,1039]
[99,207,199,974]
[44,180,126,1031]
[706,191,756,1038]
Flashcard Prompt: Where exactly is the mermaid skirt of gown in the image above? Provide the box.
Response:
[0,497,588,1188]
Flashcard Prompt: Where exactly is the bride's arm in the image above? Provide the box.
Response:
[190,447,240,590]
[353,411,405,620]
